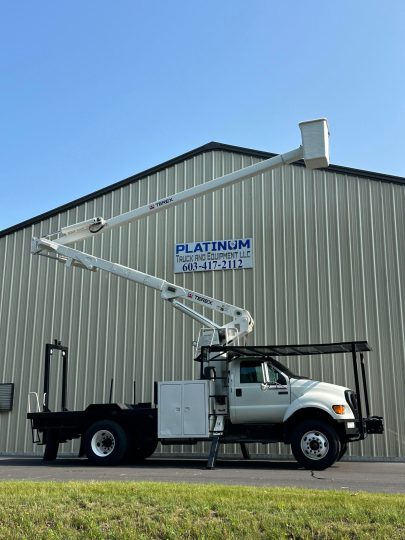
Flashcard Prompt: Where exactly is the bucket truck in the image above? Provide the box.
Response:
[27,119,383,470]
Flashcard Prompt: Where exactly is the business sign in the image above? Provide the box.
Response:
[174,238,253,273]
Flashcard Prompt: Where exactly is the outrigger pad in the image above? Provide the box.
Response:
[206,435,221,469]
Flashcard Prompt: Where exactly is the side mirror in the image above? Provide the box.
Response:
[203,366,216,380]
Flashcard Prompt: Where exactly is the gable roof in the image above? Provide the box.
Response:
[1,141,404,239]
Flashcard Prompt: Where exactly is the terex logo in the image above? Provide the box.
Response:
[155,197,174,208]
[194,294,213,305]
[149,197,174,210]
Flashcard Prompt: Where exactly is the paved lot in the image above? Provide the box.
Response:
[0,457,404,494]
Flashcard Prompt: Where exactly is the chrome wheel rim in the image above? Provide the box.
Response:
[301,430,329,460]
[91,429,115,457]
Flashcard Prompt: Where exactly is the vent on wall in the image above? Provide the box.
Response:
[0,384,14,412]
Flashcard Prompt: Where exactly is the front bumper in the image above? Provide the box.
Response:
[343,415,384,439]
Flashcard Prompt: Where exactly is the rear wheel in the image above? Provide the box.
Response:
[291,420,340,470]
[126,436,158,463]
[84,420,128,466]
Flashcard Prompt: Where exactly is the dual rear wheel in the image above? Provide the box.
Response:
[84,420,157,465]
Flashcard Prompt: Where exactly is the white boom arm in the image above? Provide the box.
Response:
[32,119,329,346]
[32,235,253,342]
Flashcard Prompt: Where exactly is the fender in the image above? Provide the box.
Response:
[283,397,355,423]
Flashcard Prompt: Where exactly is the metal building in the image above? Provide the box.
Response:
[0,142,404,460]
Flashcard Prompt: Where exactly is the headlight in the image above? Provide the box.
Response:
[332,405,346,414]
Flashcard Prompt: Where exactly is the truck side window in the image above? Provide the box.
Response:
[240,361,264,384]
[267,364,287,385]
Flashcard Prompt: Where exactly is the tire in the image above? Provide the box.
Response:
[337,441,348,461]
[126,436,158,463]
[291,420,340,470]
[84,420,128,466]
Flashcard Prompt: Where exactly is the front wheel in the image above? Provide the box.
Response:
[337,441,348,461]
[291,420,340,470]
[84,420,128,466]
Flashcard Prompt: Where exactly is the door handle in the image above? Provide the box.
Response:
[236,388,242,397]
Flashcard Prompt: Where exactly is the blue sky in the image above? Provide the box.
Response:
[1,1,404,231]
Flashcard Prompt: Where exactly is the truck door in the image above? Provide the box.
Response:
[229,359,290,424]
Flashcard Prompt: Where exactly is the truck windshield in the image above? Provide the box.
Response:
[269,358,309,380]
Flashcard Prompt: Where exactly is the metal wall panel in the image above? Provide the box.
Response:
[0,149,404,459]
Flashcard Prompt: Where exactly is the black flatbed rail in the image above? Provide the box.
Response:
[27,403,156,430]
[202,340,371,358]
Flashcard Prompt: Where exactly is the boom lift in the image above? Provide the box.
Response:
[32,119,330,351]
[27,119,383,470]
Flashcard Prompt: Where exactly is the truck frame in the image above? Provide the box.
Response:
[27,119,384,470]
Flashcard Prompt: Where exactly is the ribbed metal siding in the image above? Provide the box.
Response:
[0,150,404,459]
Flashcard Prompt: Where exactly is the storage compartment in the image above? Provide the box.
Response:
[158,380,210,438]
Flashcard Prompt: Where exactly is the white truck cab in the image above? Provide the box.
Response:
[228,357,354,425]
[196,341,383,469]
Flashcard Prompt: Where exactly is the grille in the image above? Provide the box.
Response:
[345,390,358,416]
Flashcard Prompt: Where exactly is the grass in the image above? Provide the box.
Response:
[0,482,403,539]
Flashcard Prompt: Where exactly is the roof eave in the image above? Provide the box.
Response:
[1,142,404,239]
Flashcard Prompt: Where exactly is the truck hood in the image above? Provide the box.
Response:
[290,378,349,400]
[286,378,355,421]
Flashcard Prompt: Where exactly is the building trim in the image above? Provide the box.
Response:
[1,141,404,239]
